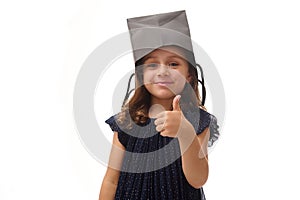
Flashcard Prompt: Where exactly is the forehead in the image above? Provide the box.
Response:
[144,46,186,61]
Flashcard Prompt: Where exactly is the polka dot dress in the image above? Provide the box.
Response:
[105,108,219,200]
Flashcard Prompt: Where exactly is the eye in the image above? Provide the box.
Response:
[168,62,179,67]
[145,63,159,68]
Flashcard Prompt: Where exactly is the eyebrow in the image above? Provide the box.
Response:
[144,55,184,62]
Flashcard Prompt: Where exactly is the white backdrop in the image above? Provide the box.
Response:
[1,0,300,199]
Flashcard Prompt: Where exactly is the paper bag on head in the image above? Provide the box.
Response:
[127,10,196,66]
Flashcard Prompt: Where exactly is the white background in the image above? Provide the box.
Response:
[1,0,300,199]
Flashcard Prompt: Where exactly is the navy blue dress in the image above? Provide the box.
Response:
[105,107,219,200]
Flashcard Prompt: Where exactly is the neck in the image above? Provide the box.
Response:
[150,96,173,111]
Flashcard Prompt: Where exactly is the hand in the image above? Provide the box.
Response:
[154,95,190,137]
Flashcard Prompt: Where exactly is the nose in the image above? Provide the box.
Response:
[157,64,169,76]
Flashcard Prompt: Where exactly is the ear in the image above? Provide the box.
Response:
[186,74,192,83]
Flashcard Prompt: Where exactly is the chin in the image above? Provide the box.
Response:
[145,85,183,100]
[151,91,176,100]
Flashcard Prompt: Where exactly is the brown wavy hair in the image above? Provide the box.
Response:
[117,46,206,129]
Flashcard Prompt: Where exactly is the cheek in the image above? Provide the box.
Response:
[169,72,188,93]
[175,79,187,93]
[143,71,154,84]
[171,69,189,82]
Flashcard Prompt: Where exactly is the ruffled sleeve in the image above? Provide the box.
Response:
[196,109,220,148]
[207,114,220,147]
[105,115,129,148]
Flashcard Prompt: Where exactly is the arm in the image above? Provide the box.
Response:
[154,95,211,189]
[177,124,210,189]
[154,95,210,188]
[99,132,125,200]
[156,111,210,188]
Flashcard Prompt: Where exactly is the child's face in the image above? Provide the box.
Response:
[142,46,191,101]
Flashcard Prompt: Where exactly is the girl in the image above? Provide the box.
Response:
[99,11,219,200]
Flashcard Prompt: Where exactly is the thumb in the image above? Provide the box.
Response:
[172,95,181,111]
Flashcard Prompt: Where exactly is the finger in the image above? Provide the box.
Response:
[160,130,167,137]
[154,117,165,126]
[160,130,170,137]
[148,104,166,118]
[155,111,166,119]
[156,124,165,132]
[172,95,181,111]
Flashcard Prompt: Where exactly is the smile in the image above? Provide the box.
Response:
[154,82,174,86]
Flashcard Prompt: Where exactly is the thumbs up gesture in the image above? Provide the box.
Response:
[154,95,191,137]
[172,94,182,111]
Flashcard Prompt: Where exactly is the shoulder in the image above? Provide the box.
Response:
[105,113,130,148]
[185,107,220,147]
[184,107,212,130]
[198,108,220,147]
[105,113,122,133]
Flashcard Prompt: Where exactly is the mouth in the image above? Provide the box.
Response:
[154,81,174,87]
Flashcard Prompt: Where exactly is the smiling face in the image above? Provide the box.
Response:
[141,46,191,104]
